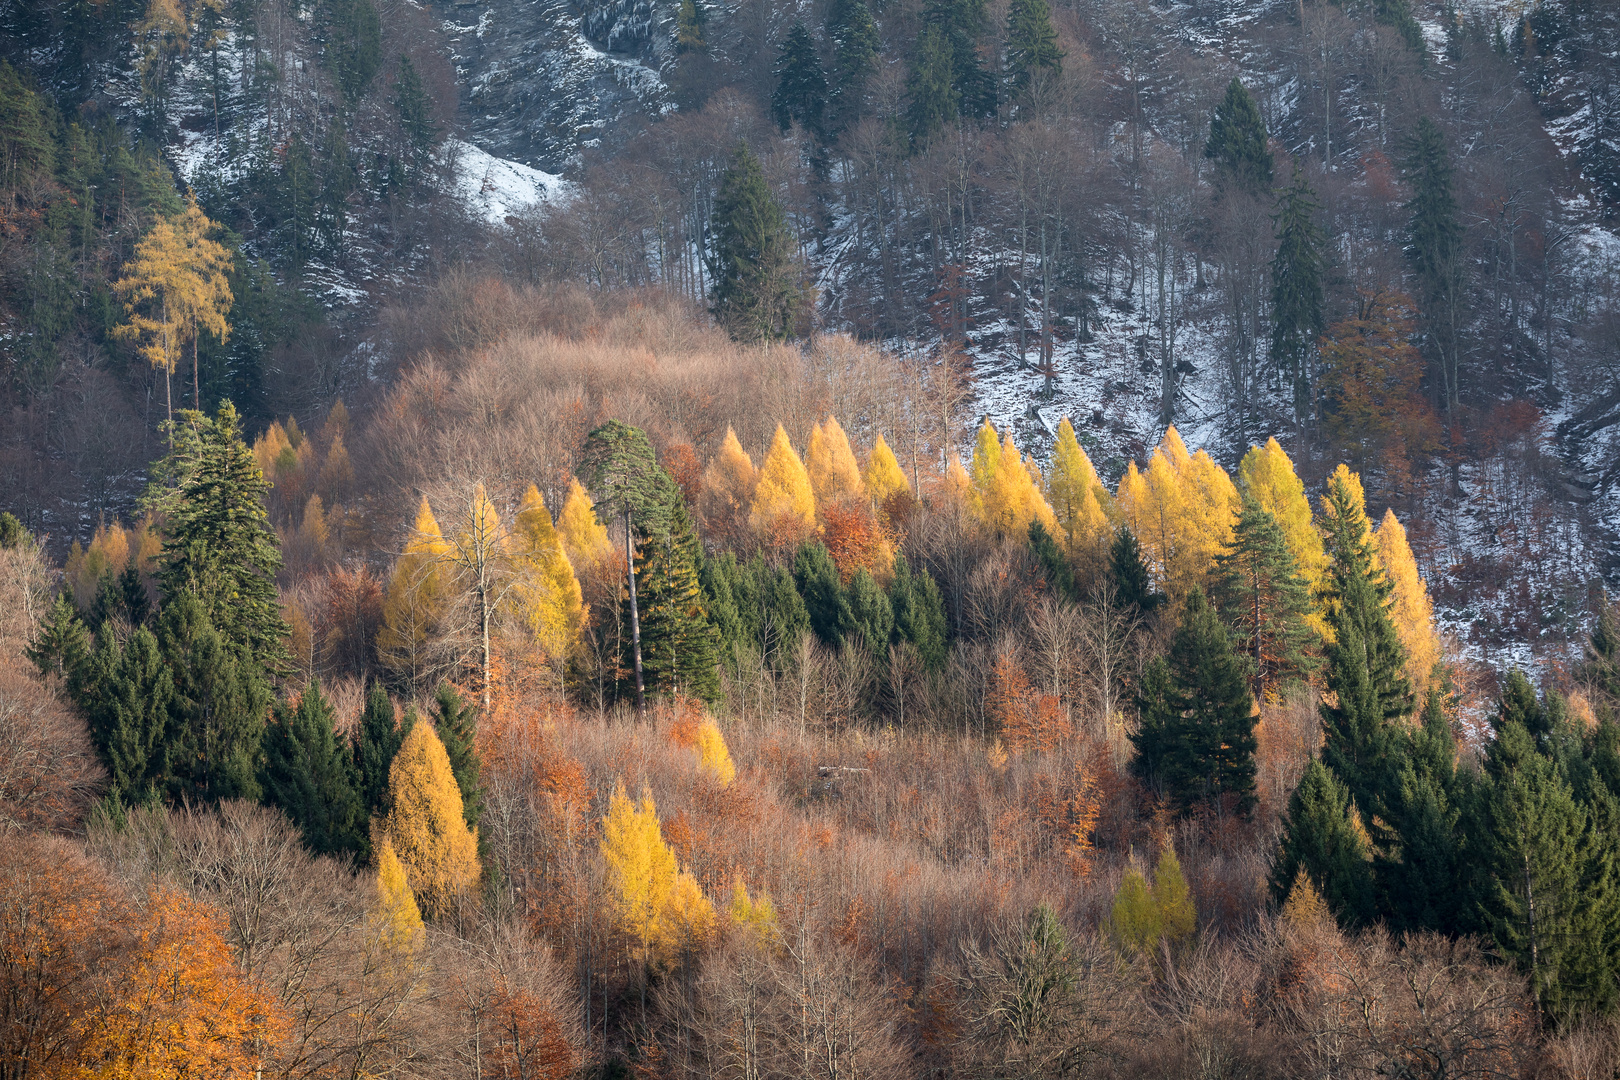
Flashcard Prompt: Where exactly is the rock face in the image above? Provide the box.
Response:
[434,0,675,174]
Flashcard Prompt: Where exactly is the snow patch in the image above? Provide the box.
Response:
[448,139,571,225]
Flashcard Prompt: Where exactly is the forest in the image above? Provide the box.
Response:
[4,0,1620,1074]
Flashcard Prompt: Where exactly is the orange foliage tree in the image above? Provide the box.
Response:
[1318,290,1437,476]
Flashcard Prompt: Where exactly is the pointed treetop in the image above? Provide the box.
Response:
[806,416,865,507]
[1205,77,1274,197]
[705,427,759,506]
[1049,417,1111,557]
[1239,438,1327,592]
[407,496,450,556]
[749,424,817,538]
[558,476,612,568]
[864,434,911,508]
[1376,508,1441,695]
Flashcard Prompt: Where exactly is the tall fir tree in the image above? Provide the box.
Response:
[889,553,949,670]
[1269,159,1326,422]
[633,495,723,703]
[1270,758,1375,928]
[1003,0,1062,103]
[1205,78,1273,197]
[905,24,959,147]
[1375,689,1462,934]
[1110,527,1165,614]
[261,678,365,857]
[844,568,894,660]
[1028,520,1078,602]
[794,541,853,647]
[708,144,803,344]
[826,0,878,132]
[1210,494,1319,702]
[79,625,174,806]
[1318,468,1413,830]
[148,402,289,670]
[1403,116,1464,416]
[355,681,410,820]
[771,22,828,137]
[431,681,483,829]
[1131,589,1258,816]
[27,592,92,681]
[925,0,995,118]
[157,590,272,805]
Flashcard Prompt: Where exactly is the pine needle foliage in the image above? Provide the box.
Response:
[708,144,803,343]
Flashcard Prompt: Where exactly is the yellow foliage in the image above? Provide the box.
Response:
[1239,438,1327,589]
[383,721,481,919]
[728,874,780,945]
[1320,464,1371,539]
[943,457,972,507]
[863,434,911,509]
[693,719,736,787]
[318,430,355,502]
[1152,845,1197,945]
[509,484,586,659]
[1282,870,1331,929]
[749,424,817,539]
[1113,427,1238,604]
[806,416,866,507]
[69,521,134,606]
[701,427,759,536]
[379,498,453,679]
[132,514,161,573]
[968,420,1059,537]
[372,832,426,954]
[558,477,613,569]
[252,420,291,479]
[1375,509,1441,695]
[1048,418,1112,561]
[600,783,715,967]
[1108,867,1161,955]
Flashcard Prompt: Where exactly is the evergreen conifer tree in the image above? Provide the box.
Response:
[355,683,411,820]
[889,554,948,671]
[1110,527,1165,614]
[261,678,364,857]
[826,0,879,131]
[845,568,894,659]
[1131,589,1258,816]
[1029,520,1077,602]
[1210,494,1319,701]
[1403,116,1464,416]
[1004,0,1062,102]
[1271,758,1375,928]
[1269,159,1325,420]
[157,590,272,805]
[79,625,175,806]
[906,24,959,147]
[1204,78,1273,198]
[148,402,289,670]
[926,0,995,118]
[1318,467,1413,828]
[708,144,803,343]
[27,592,92,681]
[634,496,723,703]
[432,681,483,828]
[771,23,828,137]
[795,541,853,647]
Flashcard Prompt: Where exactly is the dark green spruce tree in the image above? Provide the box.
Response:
[1210,494,1319,702]
[1109,527,1165,614]
[702,552,809,668]
[845,568,894,660]
[1375,690,1463,934]
[148,402,290,670]
[1318,473,1413,830]
[925,0,995,118]
[633,495,722,703]
[826,0,879,132]
[889,553,949,670]
[1269,159,1325,422]
[905,24,959,147]
[27,592,91,682]
[794,541,853,647]
[157,590,272,805]
[432,681,484,828]
[708,144,804,343]
[318,0,383,106]
[354,681,410,820]
[1003,0,1062,104]
[1028,520,1077,602]
[1270,758,1375,928]
[1204,78,1273,198]
[771,22,828,137]
[1130,588,1258,816]
[78,626,175,807]
[261,678,365,857]
[1403,116,1464,417]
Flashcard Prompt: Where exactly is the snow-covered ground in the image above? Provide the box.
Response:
[448,138,571,225]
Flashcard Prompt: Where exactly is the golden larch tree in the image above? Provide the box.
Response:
[508,484,585,663]
[1047,417,1112,563]
[699,427,759,545]
[728,874,780,945]
[863,434,911,513]
[693,718,736,787]
[1113,427,1237,606]
[1239,438,1328,634]
[805,416,865,507]
[968,421,1058,537]
[379,497,454,688]
[600,783,715,968]
[372,832,426,954]
[749,424,817,546]
[383,721,481,919]
[557,477,613,569]
[1375,508,1442,694]
[442,483,512,710]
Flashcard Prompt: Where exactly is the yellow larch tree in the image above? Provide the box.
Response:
[968,420,1058,537]
[1375,508,1442,694]
[943,457,973,509]
[749,424,817,544]
[1048,417,1112,563]
[693,718,736,787]
[700,426,759,544]
[382,719,481,920]
[558,476,613,569]
[508,484,585,662]
[728,874,780,945]
[600,782,715,968]
[1112,427,1237,605]
[806,416,865,507]
[967,418,1003,513]
[372,831,426,954]
[863,434,911,511]
[1239,438,1328,601]
[379,497,455,688]
[1173,446,1240,599]
[442,482,511,710]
